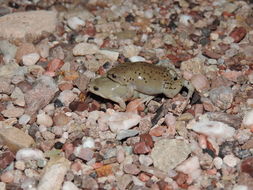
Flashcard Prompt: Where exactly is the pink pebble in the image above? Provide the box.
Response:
[191,74,210,92]
[0,171,14,183]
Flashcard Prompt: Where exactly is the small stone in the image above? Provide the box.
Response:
[1,107,24,118]
[58,90,77,106]
[117,174,132,190]
[229,27,247,43]
[180,56,205,74]
[140,133,154,148]
[15,160,26,170]
[0,40,17,63]
[213,157,223,169]
[17,80,32,93]
[124,164,140,175]
[151,139,191,171]
[116,130,139,140]
[62,181,79,190]
[241,157,253,177]
[129,56,146,62]
[223,154,238,167]
[67,17,85,30]
[99,49,119,61]
[74,147,94,161]
[209,86,233,110]
[0,171,14,183]
[46,58,64,73]
[37,112,53,127]
[0,151,15,169]
[53,112,70,126]
[15,43,37,63]
[0,127,35,152]
[22,53,40,66]
[133,142,151,154]
[69,101,88,112]
[37,157,70,190]
[0,77,13,94]
[139,155,153,166]
[81,176,99,189]
[58,82,73,91]
[149,126,167,137]
[19,114,31,125]
[242,109,253,128]
[95,164,113,177]
[191,74,210,92]
[25,76,58,116]
[73,42,99,56]
[121,45,141,58]
[11,87,25,107]
[0,10,57,41]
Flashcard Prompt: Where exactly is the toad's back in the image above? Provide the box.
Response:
[107,62,183,98]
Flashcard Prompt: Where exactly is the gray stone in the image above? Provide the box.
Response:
[151,139,191,171]
[116,130,139,140]
[209,86,233,110]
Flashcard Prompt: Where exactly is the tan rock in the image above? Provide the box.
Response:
[15,43,37,63]
[0,127,35,152]
[0,11,57,42]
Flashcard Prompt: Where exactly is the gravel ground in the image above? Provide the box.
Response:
[0,0,253,190]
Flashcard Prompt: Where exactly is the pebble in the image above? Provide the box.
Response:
[129,56,146,62]
[124,164,140,175]
[213,157,223,169]
[0,171,14,183]
[98,49,119,61]
[121,45,141,58]
[16,148,44,161]
[176,156,201,181]
[242,109,253,128]
[0,77,14,94]
[53,112,70,126]
[15,43,37,62]
[0,40,17,63]
[15,160,26,170]
[72,42,99,56]
[190,116,235,143]
[241,157,253,177]
[229,26,247,43]
[74,147,94,161]
[67,17,85,30]
[11,87,25,107]
[232,185,248,190]
[0,151,15,169]
[81,176,99,189]
[82,137,95,149]
[37,112,53,127]
[209,86,234,110]
[0,10,57,41]
[191,74,210,92]
[116,129,139,140]
[25,76,58,116]
[105,111,141,133]
[223,154,238,167]
[139,155,153,166]
[22,53,40,66]
[133,142,151,154]
[0,126,35,152]
[180,56,205,74]
[117,174,132,190]
[62,181,79,190]
[151,139,191,171]
[1,107,24,118]
[57,90,77,106]
[0,182,6,190]
[37,157,70,190]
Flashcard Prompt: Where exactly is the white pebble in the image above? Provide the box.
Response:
[82,137,95,149]
[16,148,44,161]
[210,32,219,40]
[179,15,192,26]
[223,154,238,167]
[15,160,26,170]
[190,116,235,143]
[67,17,85,30]
[139,155,153,166]
[242,109,253,128]
[144,9,154,19]
[213,157,223,169]
[19,114,31,125]
[22,53,40,66]
[98,49,119,61]
[232,185,248,190]
[62,132,68,139]
[58,90,78,106]
[129,56,146,62]
[165,113,176,127]
[62,181,79,190]
[73,42,99,56]
[37,112,53,127]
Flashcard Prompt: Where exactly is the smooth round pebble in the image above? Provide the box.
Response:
[67,17,85,30]
[223,154,238,167]
[19,114,31,125]
[213,157,223,169]
[242,109,253,128]
[22,53,40,66]
[82,137,95,149]
[37,112,53,127]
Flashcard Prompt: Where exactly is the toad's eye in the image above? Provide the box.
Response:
[111,74,117,78]
[93,86,99,91]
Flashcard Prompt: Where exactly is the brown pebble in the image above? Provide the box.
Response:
[133,142,151,154]
[229,26,247,43]
[140,133,154,148]
[17,81,33,93]
[241,157,253,177]
[0,151,15,169]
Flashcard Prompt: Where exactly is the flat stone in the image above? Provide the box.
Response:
[0,11,57,41]
[1,107,24,118]
[72,42,99,56]
[151,139,191,171]
[116,129,139,140]
[0,40,17,63]
[0,127,35,152]
[11,87,25,107]
[0,77,13,94]
[37,156,70,190]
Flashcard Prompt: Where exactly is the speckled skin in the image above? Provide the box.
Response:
[88,76,152,110]
[107,62,191,98]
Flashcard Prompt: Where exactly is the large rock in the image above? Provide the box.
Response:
[0,11,57,42]
[0,127,35,152]
[151,139,191,172]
